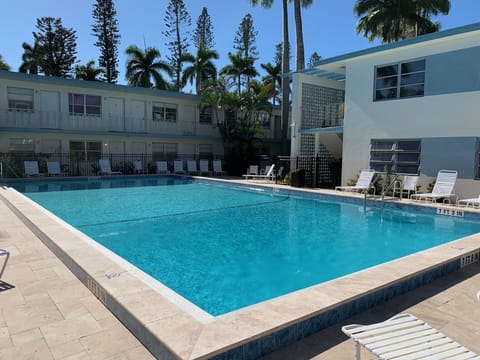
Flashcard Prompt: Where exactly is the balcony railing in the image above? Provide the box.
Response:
[0,109,221,138]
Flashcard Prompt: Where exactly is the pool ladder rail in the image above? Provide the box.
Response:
[380,173,401,209]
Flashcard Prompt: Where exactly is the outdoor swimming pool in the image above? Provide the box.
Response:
[11,177,480,316]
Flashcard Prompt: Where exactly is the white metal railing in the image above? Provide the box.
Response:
[0,109,221,137]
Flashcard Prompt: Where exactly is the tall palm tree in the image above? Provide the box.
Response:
[125,45,172,89]
[220,52,258,95]
[251,0,290,154]
[19,42,40,74]
[354,0,450,43]
[75,60,103,81]
[292,0,313,71]
[260,62,281,105]
[181,45,219,94]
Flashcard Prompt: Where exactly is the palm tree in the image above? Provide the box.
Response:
[0,54,10,71]
[292,0,313,71]
[260,62,281,105]
[181,45,219,94]
[251,0,290,154]
[75,60,103,81]
[354,0,450,43]
[125,45,172,89]
[220,52,258,95]
[19,42,40,74]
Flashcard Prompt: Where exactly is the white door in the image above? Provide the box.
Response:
[108,97,124,131]
[182,143,196,158]
[41,139,62,153]
[183,105,196,135]
[39,90,60,128]
[131,142,146,154]
[109,141,125,154]
[131,100,146,132]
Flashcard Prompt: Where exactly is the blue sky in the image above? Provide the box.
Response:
[1,0,480,88]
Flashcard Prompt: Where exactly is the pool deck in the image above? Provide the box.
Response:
[0,177,479,359]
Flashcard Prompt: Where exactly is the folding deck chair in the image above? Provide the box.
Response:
[0,249,9,279]
[335,169,376,194]
[342,313,479,360]
[411,170,457,203]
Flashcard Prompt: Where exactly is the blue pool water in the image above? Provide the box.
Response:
[11,177,480,315]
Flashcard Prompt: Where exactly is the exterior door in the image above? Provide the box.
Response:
[131,100,146,132]
[108,97,124,131]
[39,90,60,128]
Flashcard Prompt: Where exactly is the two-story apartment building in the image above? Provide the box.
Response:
[0,71,283,175]
[291,22,480,198]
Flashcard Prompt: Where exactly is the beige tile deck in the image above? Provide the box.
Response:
[0,195,155,360]
[0,178,479,359]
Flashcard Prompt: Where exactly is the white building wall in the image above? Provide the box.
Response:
[341,30,480,197]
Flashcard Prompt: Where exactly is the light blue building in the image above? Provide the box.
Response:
[291,22,480,198]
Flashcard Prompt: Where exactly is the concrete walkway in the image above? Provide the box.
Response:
[0,188,479,359]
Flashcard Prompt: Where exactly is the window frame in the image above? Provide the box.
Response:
[8,87,34,112]
[152,103,177,123]
[69,140,102,161]
[68,93,102,117]
[9,138,35,152]
[374,59,425,101]
[199,106,213,124]
[370,139,421,174]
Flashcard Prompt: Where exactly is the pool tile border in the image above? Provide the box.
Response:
[1,177,480,359]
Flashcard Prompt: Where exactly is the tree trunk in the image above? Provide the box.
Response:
[294,0,305,71]
[281,0,290,155]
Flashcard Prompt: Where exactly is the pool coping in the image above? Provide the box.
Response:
[1,177,480,359]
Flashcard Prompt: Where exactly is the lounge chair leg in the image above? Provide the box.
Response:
[355,341,361,360]
[0,249,9,278]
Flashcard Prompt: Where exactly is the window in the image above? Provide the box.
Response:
[68,93,101,116]
[199,106,213,124]
[152,103,177,122]
[8,87,34,111]
[374,59,425,101]
[152,142,177,161]
[69,141,101,161]
[370,139,421,174]
[9,138,34,152]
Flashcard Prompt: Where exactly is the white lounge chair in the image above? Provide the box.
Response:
[173,160,185,174]
[411,170,457,203]
[242,165,259,179]
[213,160,226,176]
[47,161,63,176]
[156,161,169,174]
[0,249,9,279]
[187,160,199,175]
[457,195,480,208]
[199,160,212,176]
[342,313,479,360]
[24,161,40,176]
[335,169,376,193]
[243,164,275,181]
[99,159,121,175]
[133,160,146,174]
[393,175,419,198]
